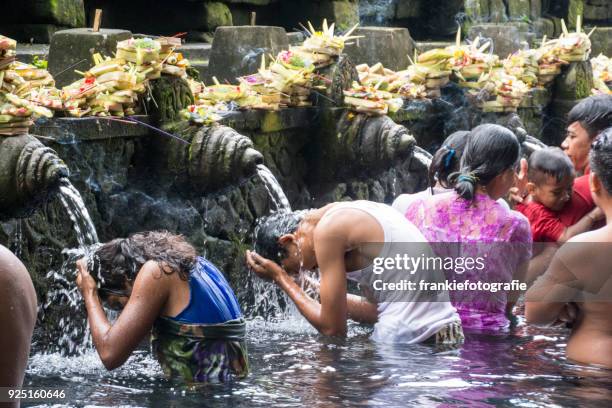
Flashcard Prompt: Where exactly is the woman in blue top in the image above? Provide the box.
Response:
[75,231,248,383]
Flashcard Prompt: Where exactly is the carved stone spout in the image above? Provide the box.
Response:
[336,111,416,168]
[312,110,416,182]
[158,122,264,193]
[0,135,69,220]
[189,125,264,191]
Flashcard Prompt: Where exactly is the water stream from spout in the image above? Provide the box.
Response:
[249,164,304,320]
[412,147,433,169]
[57,178,99,248]
[256,164,292,213]
[40,178,101,354]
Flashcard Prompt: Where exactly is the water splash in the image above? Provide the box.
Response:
[413,147,433,169]
[42,247,100,355]
[39,179,101,354]
[58,178,99,248]
[256,164,292,213]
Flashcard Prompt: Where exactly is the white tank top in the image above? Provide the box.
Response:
[321,200,461,344]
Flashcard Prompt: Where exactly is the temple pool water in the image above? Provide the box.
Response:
[23,314,612,407]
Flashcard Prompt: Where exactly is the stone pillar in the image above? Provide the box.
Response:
[468,24,521,58]
[548,61,594,145]
[343,27,413,71]
[48,28,132,88]
[589,27,612,57]
[147,76,195,124]
[205,26,289,83]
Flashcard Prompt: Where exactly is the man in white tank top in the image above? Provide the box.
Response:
[246,200,463,344]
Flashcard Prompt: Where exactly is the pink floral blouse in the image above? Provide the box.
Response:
[405,191,532,331]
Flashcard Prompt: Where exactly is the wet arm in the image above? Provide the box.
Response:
[346,294,378,324]
[83,262,168,370]
[299,276,378,324]
[557,208,602,244]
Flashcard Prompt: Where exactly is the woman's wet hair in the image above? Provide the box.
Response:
[567,94,612,139]
[429,130,471,189]
[91,231,197,291]
[528,147,575,185]
[254,211,305,264]
[590,127,612,194]
[449,124,520,202]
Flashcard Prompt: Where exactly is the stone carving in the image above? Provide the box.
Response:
[315,54,359,108]
[148,76,195,124]
[158,122,264,193]
[336,112,416,168]
[0,135,69,220]
[189,125,264,192]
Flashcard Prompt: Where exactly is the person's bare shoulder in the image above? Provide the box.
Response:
[315,206,382,245]
[0,245,28,281]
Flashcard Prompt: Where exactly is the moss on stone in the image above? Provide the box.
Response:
[568,0,584,29]
[204,2,233,30]
[331,1,359,31]
[261,112,283,133]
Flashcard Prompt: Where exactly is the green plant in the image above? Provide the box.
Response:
[32,56,48,69]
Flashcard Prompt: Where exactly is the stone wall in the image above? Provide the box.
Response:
[0,109,428,304]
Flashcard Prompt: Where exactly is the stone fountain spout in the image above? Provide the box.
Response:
[0,135,69,220]
[189,125,264,191]
[158,123,264,193]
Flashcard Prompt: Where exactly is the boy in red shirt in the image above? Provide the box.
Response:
[516,147,603,243]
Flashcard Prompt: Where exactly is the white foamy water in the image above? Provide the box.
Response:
[58,178,99,248]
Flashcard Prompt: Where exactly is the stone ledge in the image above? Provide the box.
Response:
[31,115,151,142]
[220,108,317,133]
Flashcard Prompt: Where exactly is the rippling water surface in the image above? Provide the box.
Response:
[24,313,612,408]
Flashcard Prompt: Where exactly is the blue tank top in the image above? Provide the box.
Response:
[171,257,243,324]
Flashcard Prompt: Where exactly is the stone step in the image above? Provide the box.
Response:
[15,43,50,65]
[179,42,212,62]
[414,41,454,54]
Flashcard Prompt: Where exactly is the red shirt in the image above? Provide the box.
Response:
[516,181,594,242]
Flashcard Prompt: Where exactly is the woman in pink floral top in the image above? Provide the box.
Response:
[405,124,532,331]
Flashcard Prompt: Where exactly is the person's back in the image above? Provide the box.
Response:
[527,128,612,368]
[76,231,248,383]
[322,201,462,343]
[404,125,532,331]
[406,191,531,330]
[151,256,248,382]
[0,245,37,407]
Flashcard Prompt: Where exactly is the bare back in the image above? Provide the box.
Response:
[562,228,612,367]
[0,245,37,406]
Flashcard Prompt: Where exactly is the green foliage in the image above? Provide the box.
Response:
[32,56,48,70]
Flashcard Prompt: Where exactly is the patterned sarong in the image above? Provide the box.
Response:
[151,317,249,383]
[425,321,465,345]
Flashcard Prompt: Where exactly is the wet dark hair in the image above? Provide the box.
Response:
[567,94,612,139]
[91,231,197,292]
[590,127,612,195]
[254,211,304,264]
[449,124,520,202]
[528,147,575,185]
[429,130,471,189]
